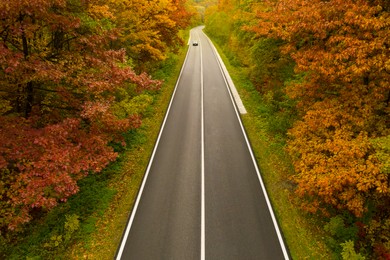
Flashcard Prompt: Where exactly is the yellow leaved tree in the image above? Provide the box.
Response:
[252,0,389,218]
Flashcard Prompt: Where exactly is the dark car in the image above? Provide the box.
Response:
[192,41,199,46]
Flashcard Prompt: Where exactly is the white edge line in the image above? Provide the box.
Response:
[115,38,192,260]
[199,32,206,260]
[201,30,290,260]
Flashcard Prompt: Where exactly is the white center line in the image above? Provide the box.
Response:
[199,30,206,260]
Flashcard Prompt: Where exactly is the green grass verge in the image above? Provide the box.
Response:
[210,40,333,259]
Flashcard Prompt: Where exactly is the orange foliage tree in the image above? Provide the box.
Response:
[109,0,192,69]
[252,0,390,217]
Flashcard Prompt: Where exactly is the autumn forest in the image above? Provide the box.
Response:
[1,0,389,259]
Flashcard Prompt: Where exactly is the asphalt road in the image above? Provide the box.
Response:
[116,27,289,260]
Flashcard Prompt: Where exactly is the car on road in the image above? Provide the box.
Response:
[192,41,198,46]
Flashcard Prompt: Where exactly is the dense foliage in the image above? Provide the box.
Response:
[205,0,389,258]
[0,0,191,234]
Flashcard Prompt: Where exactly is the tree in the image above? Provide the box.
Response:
[109,0,192,70]
[251,0,390,217]
[0,0,161,230]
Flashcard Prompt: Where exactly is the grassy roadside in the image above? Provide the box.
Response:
[210,41,333,259]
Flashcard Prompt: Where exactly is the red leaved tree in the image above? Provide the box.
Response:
[0,0,161,230]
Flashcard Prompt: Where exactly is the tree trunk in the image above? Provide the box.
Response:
[22,30,33,118]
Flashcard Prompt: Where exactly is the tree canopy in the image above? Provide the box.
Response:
[252,0,389,217]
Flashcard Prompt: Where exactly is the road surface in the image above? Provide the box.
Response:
[116,26,289,260]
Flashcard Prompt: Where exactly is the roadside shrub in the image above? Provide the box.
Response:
[324,215,359,256]
[43,214,80,251]
[365,218,390,259]
[341,240,365,260]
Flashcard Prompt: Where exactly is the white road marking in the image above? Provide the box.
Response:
[202,29,290,260]
[199,32,206,260]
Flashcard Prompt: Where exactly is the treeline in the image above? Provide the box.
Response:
[205,0,389,258]
[0,0,192,234]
